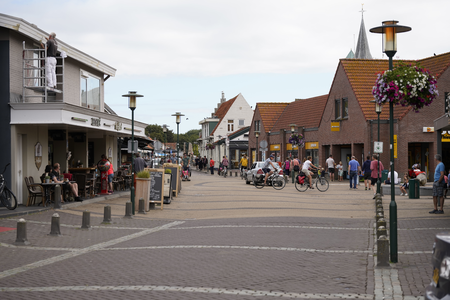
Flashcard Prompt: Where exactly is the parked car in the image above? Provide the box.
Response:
[245,161,282,184]
[425,232,450,299]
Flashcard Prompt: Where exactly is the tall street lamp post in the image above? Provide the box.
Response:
[218,135,222,162]
[375,103,382,196]
[163,124,168,160]
[290,124,296,183]
[122,91,143,215]
[254,131,260,161]
[370,20,411,263]
[171,112,184,164]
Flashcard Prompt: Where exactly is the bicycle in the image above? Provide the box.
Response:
[0,163,18,210]
[240,167,247,180]
[253,168,286,190]
[295,168,329,192]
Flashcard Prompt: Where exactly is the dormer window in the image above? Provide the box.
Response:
[80,70,100,111]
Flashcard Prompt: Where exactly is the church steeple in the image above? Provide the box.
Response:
[354,5,372,59]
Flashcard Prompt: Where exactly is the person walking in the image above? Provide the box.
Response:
[362,156,372,190]
[348,156,361,190]
[336,161,343,181]
[209,158,215,175]
[134,152,147,174]
[370,154,384,198]
[430,154,445,214]
[325,155,335,181]
[283,157,291,183]
[291,156,300,182]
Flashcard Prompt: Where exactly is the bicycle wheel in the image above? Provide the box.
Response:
[1,187,18,210]
[253,177,265,189]
[271,175,286,190]
[316,177,329,192]
[294,180,308,192]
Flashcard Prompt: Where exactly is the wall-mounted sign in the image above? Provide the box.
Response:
[374,141,383,153]
[71,117,88,122]
[394,135,397,159]
[114,121,122,131]
[305,142,319,149]
[423,127,434,132]
[331,122,340,132]
[270,144,280,151]
[442,132,450,142]
[34,142,42,170]
[91,118,101,127]
[286,144,299,150]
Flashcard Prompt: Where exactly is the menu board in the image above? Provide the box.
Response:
[145,168,164,209]
[163,163,180,197]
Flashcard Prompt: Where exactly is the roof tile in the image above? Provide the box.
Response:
[257,103,290,132]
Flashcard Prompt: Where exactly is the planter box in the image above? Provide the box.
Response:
[135,177,150,211]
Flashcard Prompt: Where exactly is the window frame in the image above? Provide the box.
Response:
[342,97,349,119]
[335,99,341,120]
[80,69,101,111]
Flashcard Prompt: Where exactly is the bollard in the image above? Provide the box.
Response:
[15,218,30,245]
[124,201,133,218]
[375,212,384,221]
[376,199,382,205]
[376,225,387,239]
[377,235,390,267]
[149,203,156,210]
[235,172,238,177]
[81,210,91,229]
[138,198,146,214]
[49,213,61,236]
[53,185,62,209]
[376,208,384,215]
[374,194,382,201]
[103,205,112,223]
[377,218,387,229]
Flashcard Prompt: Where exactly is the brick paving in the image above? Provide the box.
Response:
[0,170,448,299]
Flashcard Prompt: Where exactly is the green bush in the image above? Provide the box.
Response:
[136,170,150,178]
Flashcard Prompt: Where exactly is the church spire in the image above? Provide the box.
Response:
[354,4,372,59]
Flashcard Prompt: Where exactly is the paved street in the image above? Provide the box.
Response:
[0,170,448,299]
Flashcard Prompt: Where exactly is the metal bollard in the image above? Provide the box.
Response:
[81,210,91,229]
[103,205,112,223]
[377,225,387,239]
[235,172,238,177]
[138,198,146,214]
[54,185,62,209]
[375,212,384,221]
[377,235,390,267]
[376,208,384,215]
[49,213,61,236]
[377,218,387,229]
[124,201,133,218]
[15,218,30,245]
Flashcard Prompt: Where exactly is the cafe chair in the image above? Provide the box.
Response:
[75,174,91,199]
[24,176,43,206]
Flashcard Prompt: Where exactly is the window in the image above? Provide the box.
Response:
[335,99,341,119]
[228,120,234,132]
[342,98,348,118]
[80,70,100,111]
[239,119,245,127]
[254,120,260,132]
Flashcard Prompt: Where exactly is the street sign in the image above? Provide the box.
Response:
[260,140,268,148]
[127,140,138,153]
[374,141,383,153]
[260,147,268,152]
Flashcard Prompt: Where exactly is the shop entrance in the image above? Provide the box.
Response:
[408,143,430,179]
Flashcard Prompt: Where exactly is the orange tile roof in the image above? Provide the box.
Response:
[210,94,238,136]
[340,52,450,121]
[272,95,328,130]
[256,102,290,132]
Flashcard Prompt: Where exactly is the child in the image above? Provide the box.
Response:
[336,161,343,182]
[400,173,409,196]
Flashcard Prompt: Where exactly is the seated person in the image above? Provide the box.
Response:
[400,173,409,196]
[41,165,53,182]
[50,163,81,201]
[385,170,399,185]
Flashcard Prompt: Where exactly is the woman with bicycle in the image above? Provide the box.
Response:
[302,156,318,189]
[239,154,248,177]
[221,156,229,177]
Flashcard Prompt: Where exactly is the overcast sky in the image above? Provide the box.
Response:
[3,0,449,134]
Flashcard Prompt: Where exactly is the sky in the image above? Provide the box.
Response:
[2,0,450,134]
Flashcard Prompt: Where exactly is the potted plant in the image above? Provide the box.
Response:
[135,170,150,212]
[372,62,439,112]
[206,143,215,150]
[44,175,51,183]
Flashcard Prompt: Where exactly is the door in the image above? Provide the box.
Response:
[16,134,23,205]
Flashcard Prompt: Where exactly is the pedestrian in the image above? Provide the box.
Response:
[195,156,199,170]
[283,157,291,183]
[336,161,343,181]
[370,154,384,198]
[134,152,147,174]
[348,156,360,190]
[181,153,191,180]
[209,157,215,175]
[385,170,399,185]
[362,156,372,190]
[325,155,335,181]
[202,156,207,171]
[40,32,58,88]
[101,154,114,194]
[399,173,409,196]
[430,154,445,214]
[291,156,300,181]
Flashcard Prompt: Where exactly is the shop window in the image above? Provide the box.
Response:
[335,99,341,119]
[342,98,348,119]
[80,70,100,111]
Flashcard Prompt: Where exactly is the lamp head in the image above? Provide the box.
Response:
[254,130,260,138]
[369,20,411,53]
[289,124,297,133]
[122,91,143,110]
[171,112,185,124]
[162,124,168,133]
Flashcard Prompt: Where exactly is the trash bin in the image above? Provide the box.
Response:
[409,178,420,199]
[381,170,389,183]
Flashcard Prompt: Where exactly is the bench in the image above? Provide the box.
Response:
[381,183,433,197]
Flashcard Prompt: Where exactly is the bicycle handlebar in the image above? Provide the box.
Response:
[1,163,10,175]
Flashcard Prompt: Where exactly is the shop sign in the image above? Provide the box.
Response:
[394,135,397,159]
[331,122,340,132]
[34,142,42,170]
[270,144,280,151]
[305,142,318,149]
[423,127,434,132]
[91,118,101,127]
[442,131,450,142]
[286,144,299,150]
[114,121,123,131]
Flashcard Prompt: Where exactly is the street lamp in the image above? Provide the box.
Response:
[254,131,260,161]
[171,112,184,164]
[122,91,143,215]
[218,135,222,162]
[290,124,296,183]
[370,20,411,263]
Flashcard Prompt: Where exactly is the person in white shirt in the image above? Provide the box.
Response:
[385,171,399,185]
[302,156,318,189]
[325,155,335,181]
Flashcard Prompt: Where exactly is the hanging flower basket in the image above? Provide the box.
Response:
[206,143,215,150]
[372,63,439,112]
[288,133,305,148]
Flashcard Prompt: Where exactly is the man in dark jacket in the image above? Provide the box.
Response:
[362,156,372,190]
[134,153,147,173]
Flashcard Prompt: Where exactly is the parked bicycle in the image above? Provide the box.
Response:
[0,163,18,210]
[253,168,286,190]
[295,168,329,192]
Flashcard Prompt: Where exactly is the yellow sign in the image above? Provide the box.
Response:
[252,150,256,162]
[305,142,319,149]
[270,144,280,151]
[286,144,299,150]
[331,122,340,132]
[394,135,397,159]
[442,132,450,142]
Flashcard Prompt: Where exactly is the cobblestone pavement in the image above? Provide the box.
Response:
[0,170,448,299]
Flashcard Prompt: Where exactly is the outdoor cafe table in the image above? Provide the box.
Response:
[38,182,59,207]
